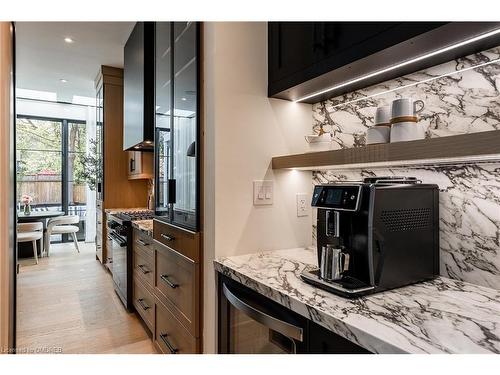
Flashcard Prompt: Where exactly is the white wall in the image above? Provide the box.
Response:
[203,22,313,353]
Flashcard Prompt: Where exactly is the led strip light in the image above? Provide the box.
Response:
[294,28,500,103]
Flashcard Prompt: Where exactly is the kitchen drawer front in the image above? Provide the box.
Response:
[153,219,200,263]
[155,241,199,336]
[133,279,155,333]
[133,228,154,255]
[154,299,199,354]
[133,243,154,288]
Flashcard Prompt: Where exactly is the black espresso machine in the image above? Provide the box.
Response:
[301,177,440,297]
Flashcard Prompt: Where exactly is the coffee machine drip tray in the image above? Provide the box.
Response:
[300,268,375,298]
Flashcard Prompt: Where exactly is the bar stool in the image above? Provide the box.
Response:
[17,222,44,265]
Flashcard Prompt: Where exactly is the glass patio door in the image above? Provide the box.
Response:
[16,116,88,243]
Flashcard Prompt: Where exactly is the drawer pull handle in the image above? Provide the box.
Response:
[138,264,150,274]
[159,333,178,354]
[136,239,149,246]
[160,233,175,242]
[160,274,178,289]
[137,298,150,310]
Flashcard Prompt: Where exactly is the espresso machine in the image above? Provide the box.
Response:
[301,177,440,297]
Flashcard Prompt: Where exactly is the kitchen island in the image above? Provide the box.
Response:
[214,247,500,354]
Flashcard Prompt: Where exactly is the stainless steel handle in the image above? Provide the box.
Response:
[160,233,175,242]
[138,264,150,274]
[160,274,178,289]
[137,298,150,310]
[136,239,149,246]
[222,283,303,342]
[159,333,178,354]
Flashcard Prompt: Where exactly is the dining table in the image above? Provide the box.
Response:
[17,210,65,259]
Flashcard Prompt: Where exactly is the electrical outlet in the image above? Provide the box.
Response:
[296,193,309,217]
[253,180,273,206]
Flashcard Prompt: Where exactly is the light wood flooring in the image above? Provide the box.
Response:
[17,242,157,354]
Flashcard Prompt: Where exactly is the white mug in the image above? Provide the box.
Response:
[367,126,391,144]
[374,105,391,125]
[391,98,424,121]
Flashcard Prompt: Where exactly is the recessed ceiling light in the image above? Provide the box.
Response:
[60,79,68,83]
[64,37,74,43]
[181,97,187,101]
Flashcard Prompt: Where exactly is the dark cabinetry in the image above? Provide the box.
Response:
[123,22,155,151]
[218,274,370,354]
[155,22,200,231]
[268,22,445,101]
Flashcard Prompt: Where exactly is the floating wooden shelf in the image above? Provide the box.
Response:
[272,130,500,170]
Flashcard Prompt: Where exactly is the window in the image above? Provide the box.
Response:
[16,116,89,242]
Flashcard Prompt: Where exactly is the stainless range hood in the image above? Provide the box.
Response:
[272,22,500,104]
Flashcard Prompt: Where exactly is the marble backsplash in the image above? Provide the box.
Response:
[310,46,500,290]
[312,46,500,148]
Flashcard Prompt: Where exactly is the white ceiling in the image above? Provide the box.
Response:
[15,22,135,103]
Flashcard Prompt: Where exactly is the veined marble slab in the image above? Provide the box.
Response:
[215,248,500,354]
[312,46,500,149]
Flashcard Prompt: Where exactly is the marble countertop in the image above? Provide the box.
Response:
[214,247,500,354]
[132,220,153,236]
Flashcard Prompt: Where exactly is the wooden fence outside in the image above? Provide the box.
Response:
[17,180,86,205]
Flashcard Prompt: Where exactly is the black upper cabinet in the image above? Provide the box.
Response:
[123,22,155,151]
[154,22,200,231]
[268,22,446,101]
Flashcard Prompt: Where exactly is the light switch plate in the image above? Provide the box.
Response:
[296,193,309,217]
[253,180,273,206]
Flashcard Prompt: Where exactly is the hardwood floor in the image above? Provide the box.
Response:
[16,242,157,354]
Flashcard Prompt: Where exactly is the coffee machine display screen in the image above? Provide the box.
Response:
[325,189,342,205]
[312,185,361,211]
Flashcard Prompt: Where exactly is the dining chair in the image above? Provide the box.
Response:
[45,215,81,257]
[17,222,44,265]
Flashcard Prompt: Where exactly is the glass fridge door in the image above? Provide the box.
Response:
[155,22,172,220]
[171,22,198,230]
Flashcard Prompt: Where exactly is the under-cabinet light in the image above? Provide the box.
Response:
[294,28,500,103]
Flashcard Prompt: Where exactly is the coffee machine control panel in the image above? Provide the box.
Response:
[311,185,361,211]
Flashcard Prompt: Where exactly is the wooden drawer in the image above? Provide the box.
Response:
[154,241,199,336]
[133,228,154,254]
[153,219,200,263]
[133,279,155,333]
[133,242,154,288]
[154,299,199,354]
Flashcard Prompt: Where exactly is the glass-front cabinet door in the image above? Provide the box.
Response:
[96,86,103,201]
[155,22,172,220]
[172,21,198,230]
[155,22,199,231]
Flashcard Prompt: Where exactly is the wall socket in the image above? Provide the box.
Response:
[296,193,309,217]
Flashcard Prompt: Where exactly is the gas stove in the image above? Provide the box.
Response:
[112,210,154,223]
